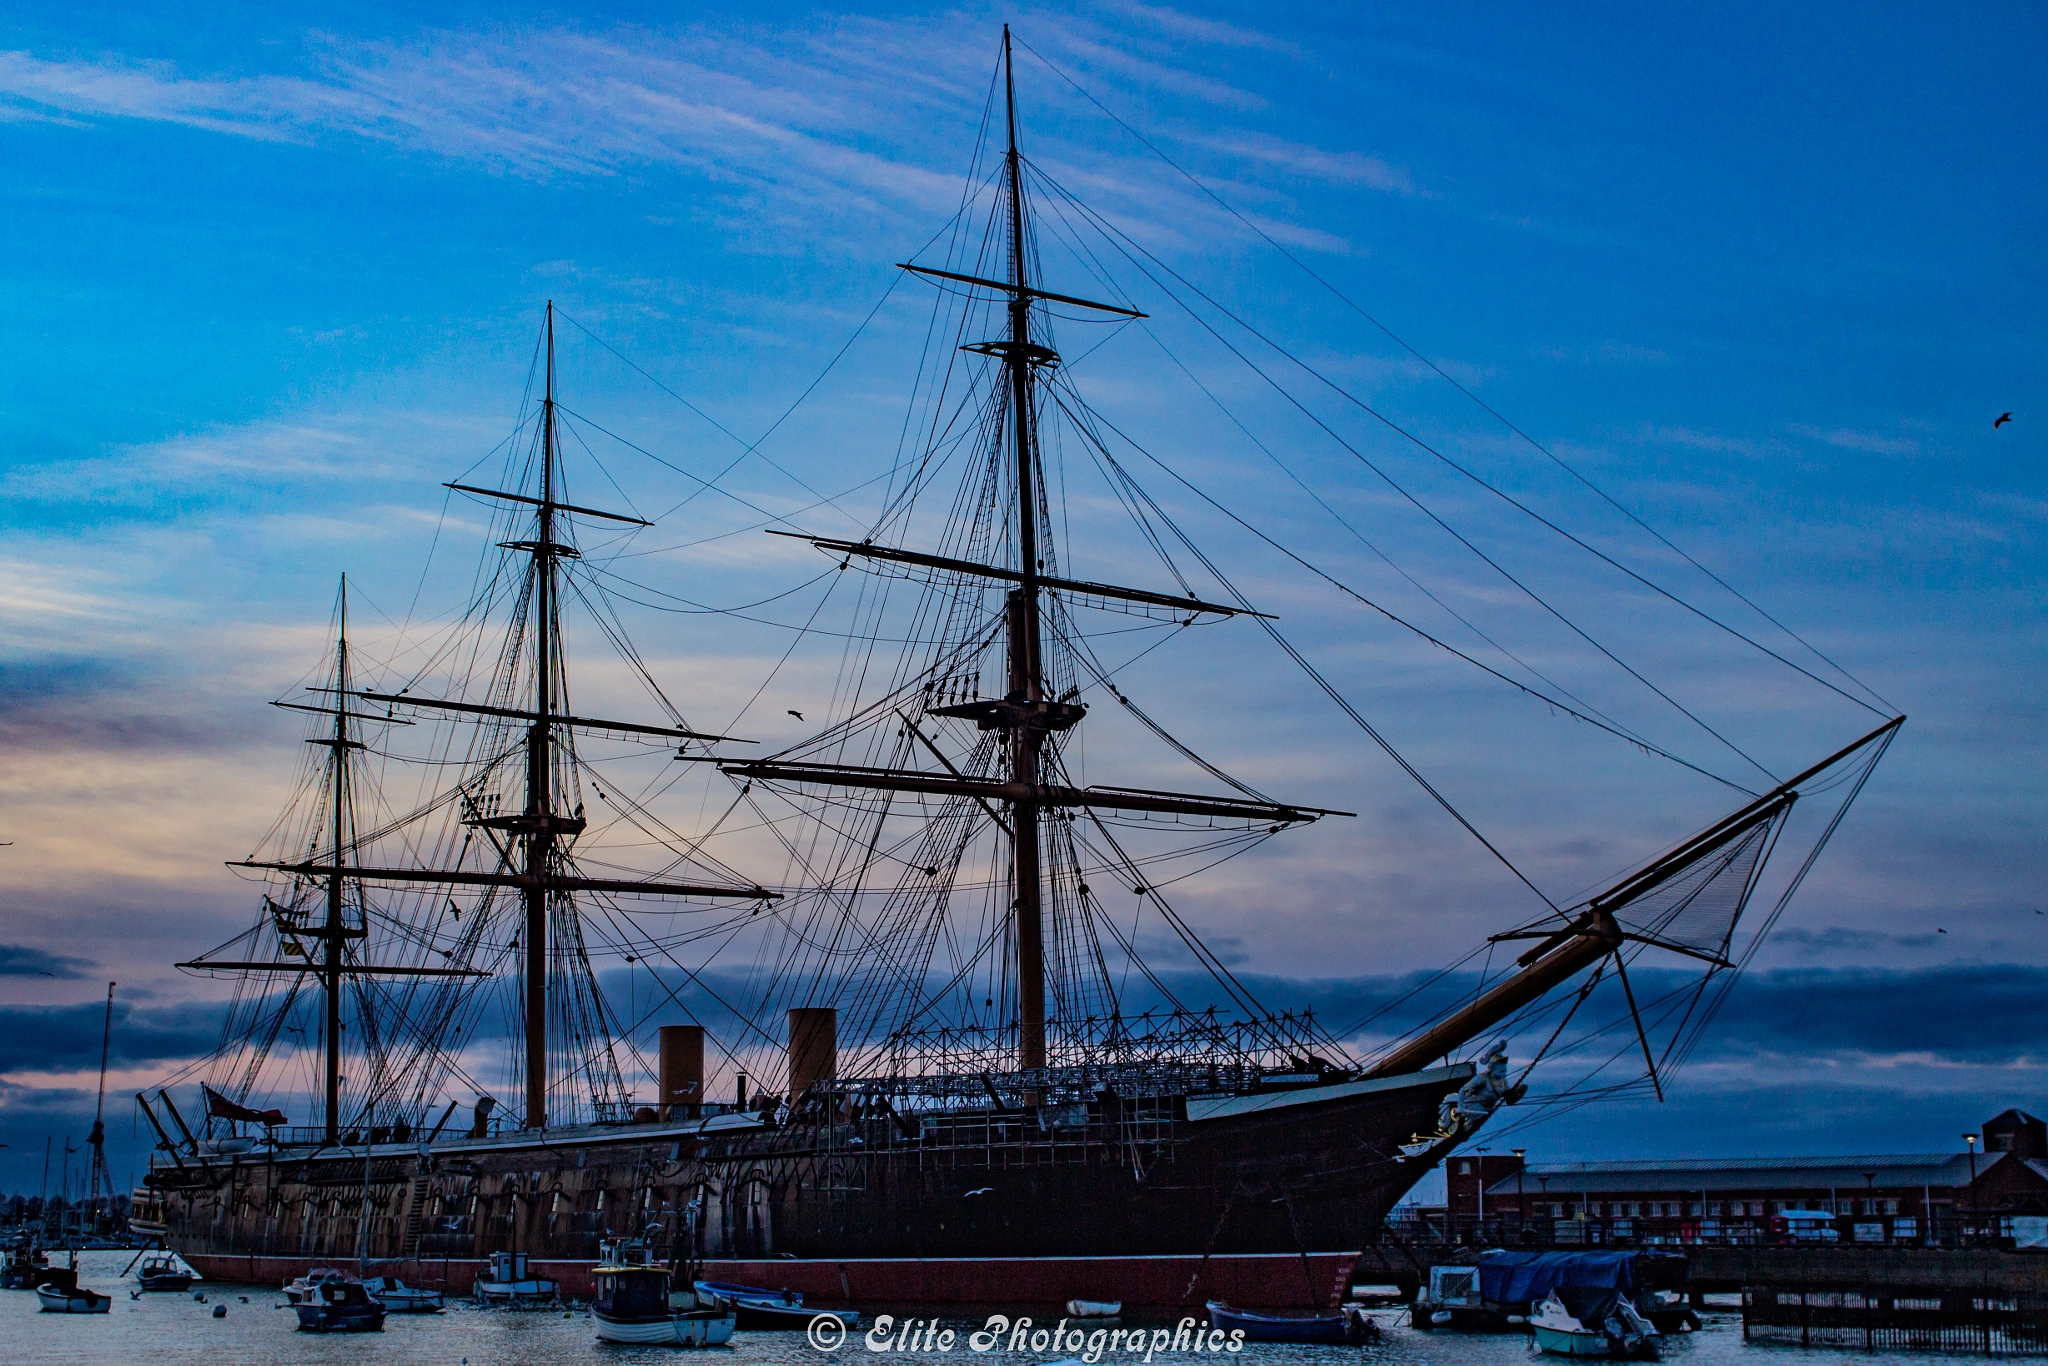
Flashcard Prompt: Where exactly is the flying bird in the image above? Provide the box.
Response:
[1995,412,2013,427]
[787,709,804,720]
[963,1187,994,1198]
[1938,927,1947,934]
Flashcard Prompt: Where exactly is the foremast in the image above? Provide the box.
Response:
[213,303,778,1134]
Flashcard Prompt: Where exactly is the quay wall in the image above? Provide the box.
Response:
[184,1250,1359,1310]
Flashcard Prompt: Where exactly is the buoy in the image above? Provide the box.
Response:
[213,1304,227,1318]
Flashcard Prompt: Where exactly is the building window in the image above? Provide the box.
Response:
[1626,1202,1640,1217]
[1458,1160,1471,1175]
[1689,1202,1703,1217]
[1707,1201,1722,1216]
[1551,1203,1564,1218]
[1885,1199,1900,1216]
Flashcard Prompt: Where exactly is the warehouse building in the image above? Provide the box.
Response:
[1431,1109,2048,1247]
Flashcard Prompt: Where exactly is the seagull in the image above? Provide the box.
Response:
[787,709,804,720]
[1938,928,1947,934]
[963,1187,995,1198]
[1995,412,2013,428]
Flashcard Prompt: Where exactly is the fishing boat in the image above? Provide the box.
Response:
[293,1276,387,1332]
[1205,1300,1378,1345]
[695,1279,860,1331]
[595,1261,736,1346]
[360,1274,444,1313]
[137,26,1900,1295]
[1529,1288,1660,1359]
[36,1267,112,1313]
[472,1249,558,1306]
[136,1252,195,1292]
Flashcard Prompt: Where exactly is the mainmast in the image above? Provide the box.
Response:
[726,32,1345,1081]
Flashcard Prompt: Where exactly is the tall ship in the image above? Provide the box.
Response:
[141,31,1898,1291]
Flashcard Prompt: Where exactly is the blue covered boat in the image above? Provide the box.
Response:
[1413,1250,1695,1334]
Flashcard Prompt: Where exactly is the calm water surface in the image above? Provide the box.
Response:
[6,1252,1917,1366]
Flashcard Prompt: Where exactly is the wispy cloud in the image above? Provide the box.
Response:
[1199,131,1418,194]
[0,16,1401,256]
[1789,423,1921,456]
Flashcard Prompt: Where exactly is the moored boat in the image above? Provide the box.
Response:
[695,1279,860,1331]
[136,1253,195,1292]
[0,1235,35,1289]
[360,1274,443,1312]
[1413,1250,1693,1335]
[1205,1299,1378,1345]
[596,1262,735,1346]
[283,1265,348,1304]
[36,1270,113,1314]
[293,1277,387,1332]
[472,1249,557,1306]
[1067,1299,1121,1318]
[1529,1288,1659,1359]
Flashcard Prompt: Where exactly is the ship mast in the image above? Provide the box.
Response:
[1001,29,1049,1074]
[323,577,353,1141]
[725,32,1349,1079]
[524,303,565,1131]
[198,305,778,1136]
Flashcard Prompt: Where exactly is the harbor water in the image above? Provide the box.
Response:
[3,1252,1960,1365]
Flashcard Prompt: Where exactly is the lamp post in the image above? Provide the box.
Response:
[1513,1149,1528,1244]
[1964,1133,1980,1245]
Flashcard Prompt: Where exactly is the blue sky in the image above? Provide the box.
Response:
[1,2,2043,1193]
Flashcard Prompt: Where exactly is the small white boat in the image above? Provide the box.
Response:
[472,1249,558,1306]
[37,1280,112,1313]
[1066,1299,1122,1318]
[361,1274,444,1313]
[595,1263,735,1346]
[1529,1289,1660,1359]
[283,1266,349,1304]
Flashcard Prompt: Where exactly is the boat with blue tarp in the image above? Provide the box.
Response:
[1413,1250,1695,1335]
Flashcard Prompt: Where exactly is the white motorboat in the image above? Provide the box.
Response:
[472,1249,558,1306]
[1067,1299,1122,1318]
[361,1274,444,1312]
[1529,1289,1660,1359]
[283,1266,349,1304]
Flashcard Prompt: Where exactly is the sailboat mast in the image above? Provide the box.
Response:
[326,576,349,1142]
[525,302,560,1129]
[1001,26,1049,1077]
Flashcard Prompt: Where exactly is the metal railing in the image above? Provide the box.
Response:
[1382,1211,2018,1250]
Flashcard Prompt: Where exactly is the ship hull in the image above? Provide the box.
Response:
[152,1065,1473,1284]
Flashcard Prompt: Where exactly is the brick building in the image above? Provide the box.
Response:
[1429,1109,2048,1247]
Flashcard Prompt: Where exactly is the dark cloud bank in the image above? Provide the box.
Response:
[3,964,2038,1189]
